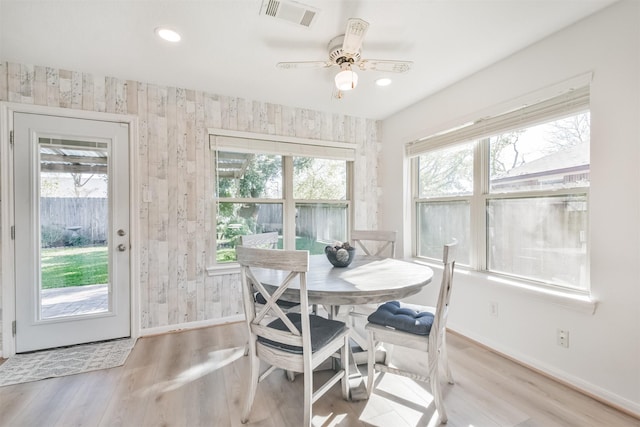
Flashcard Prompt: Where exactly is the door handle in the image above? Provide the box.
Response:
[117,244,127,252]
[117,229,126,236]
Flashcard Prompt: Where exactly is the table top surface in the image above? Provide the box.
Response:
[253,254,434,306]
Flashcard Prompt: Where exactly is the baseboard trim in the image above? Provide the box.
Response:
[139,315,245,337]
[447,328,640,421]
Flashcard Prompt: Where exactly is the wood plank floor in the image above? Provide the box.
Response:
[0,322,637,427]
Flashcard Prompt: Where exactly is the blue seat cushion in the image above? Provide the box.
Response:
[255,292,299,309]
[367,301,434,336]
[258,313,347,354]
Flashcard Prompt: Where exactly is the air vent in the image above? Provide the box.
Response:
[260,0,319,28]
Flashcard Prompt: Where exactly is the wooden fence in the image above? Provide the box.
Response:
[40,197,108,247]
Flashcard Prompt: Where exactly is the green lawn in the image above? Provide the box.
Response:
[41,246,108,289]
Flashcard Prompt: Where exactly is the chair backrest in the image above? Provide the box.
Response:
[430,241,458,347]
[236,246,311,352]
[239,232,279,249]
[351,230,397,258]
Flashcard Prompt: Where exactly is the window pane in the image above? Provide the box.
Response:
[417,201,470,265]
[216,202,283,262]
[216,151,282,198]
[487,195,588,289]
[293,157,346,200]
[418,142,474,197]
[295,203,348,255]
[489,112,590,193]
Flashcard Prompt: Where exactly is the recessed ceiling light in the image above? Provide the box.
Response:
[375,77,392,87]
[155,27,181,43]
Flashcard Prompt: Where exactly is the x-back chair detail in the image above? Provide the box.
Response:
[351,229,397,258]
[236,246,350,427]
[239,232,299,311]
[347,230,398,362]
[365,241,458,424]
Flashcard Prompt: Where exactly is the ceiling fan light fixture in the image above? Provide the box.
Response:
[155,27,181,43]
[335,68,358,91]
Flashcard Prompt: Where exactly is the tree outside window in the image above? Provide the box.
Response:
[215,151,350,263]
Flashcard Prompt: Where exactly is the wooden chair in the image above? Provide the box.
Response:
[347,230,398,362]
[239,233,299,311]
[239,232,279,249]
[351,229,397,258]
[236,246,350,427]
[365,241,457,424]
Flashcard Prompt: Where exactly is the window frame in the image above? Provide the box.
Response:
[409,86,591,295]
[209,129,355,268]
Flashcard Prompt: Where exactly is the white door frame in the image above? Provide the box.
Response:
[0,102,140,358]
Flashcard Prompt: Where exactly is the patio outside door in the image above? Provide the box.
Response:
[13,113,131,353]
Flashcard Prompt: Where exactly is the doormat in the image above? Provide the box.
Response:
[0,337,135,387]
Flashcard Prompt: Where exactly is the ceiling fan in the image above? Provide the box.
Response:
[276,18,413,94]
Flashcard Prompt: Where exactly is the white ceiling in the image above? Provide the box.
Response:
[0,0,617,120]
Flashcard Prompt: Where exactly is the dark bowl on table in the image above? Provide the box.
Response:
[324,246,356,267]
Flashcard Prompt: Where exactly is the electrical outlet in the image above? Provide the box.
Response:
[489,301,499,317]
[557,329,570,348]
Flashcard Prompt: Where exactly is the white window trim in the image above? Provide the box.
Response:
[405,72,592,156]
[408,79,594,307]
[412,259,597,314]
[406,85,590,157]
[208,128,356,160]
[207,263,240,276]
[207,129,355,274]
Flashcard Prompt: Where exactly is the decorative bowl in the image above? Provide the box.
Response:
[324,245,356,267]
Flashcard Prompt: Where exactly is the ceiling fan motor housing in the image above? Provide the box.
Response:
[328,35,361,65]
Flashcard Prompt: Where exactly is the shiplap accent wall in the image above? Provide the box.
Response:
[0,61,380,346]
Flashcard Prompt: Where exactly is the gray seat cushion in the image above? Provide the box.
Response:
[367,300,434,336]
[254,292,299,309]
[258,313,347,354]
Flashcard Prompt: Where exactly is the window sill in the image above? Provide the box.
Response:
[206,263,240,276]
[410,258,597,315]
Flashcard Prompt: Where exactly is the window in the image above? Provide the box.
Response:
[410,86,590,292]
[216,152,284,262]
[293,157,349,253]
[212,132,354,264]
[416,142,473,264]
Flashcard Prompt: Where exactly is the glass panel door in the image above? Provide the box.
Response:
[14,112,130,353]
[39,139,110,319]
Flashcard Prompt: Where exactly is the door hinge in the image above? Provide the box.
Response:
[11,225,15,240]
[10,130,14,146]
[12,321,16,336]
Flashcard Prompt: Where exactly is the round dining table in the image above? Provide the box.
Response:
[251,253,434,400]
[253,253,434,308]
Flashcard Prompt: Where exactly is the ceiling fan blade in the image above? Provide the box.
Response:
[358,59,413,73]
[342,18,369,55]
[276,61,334,70]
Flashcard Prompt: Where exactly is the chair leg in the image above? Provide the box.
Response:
[440,334,454,384]
[303,363,313,427]
[383,342,394,366]
[241,350,260,424]
[428,351,448,424]
[341,335,350,400]
[367,331,376,396]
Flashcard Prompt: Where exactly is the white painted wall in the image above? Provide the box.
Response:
[380,0,640,416]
